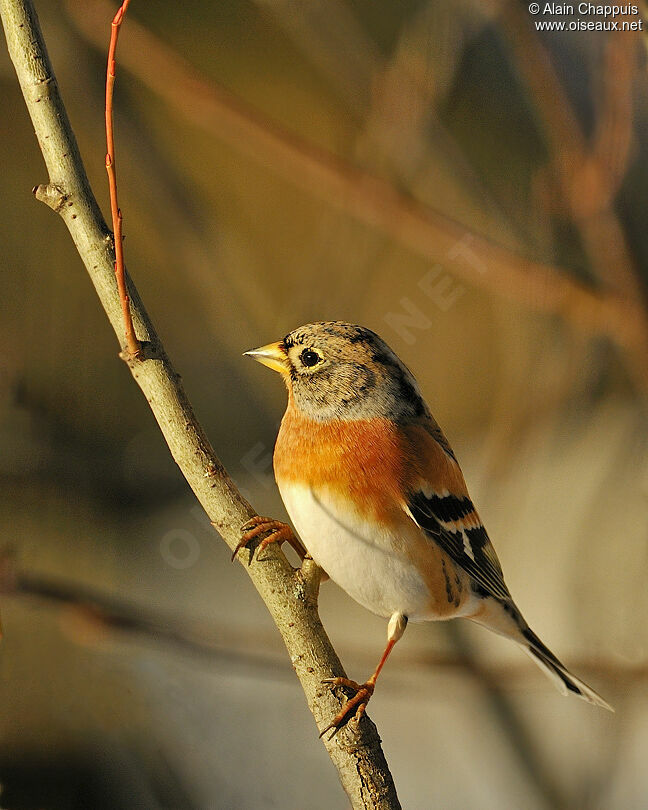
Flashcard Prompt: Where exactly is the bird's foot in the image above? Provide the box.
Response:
[232,515,305,562]
[320,677,375,738]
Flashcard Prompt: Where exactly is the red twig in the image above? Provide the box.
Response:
[105,0,140,360]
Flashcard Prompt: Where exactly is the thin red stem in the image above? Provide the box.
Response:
[105,0,140,359]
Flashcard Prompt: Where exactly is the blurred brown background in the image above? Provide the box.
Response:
[1,0,648,807]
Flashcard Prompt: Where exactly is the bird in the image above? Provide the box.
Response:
[237,321,612,736]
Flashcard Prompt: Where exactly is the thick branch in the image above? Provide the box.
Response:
[0,2,400,807]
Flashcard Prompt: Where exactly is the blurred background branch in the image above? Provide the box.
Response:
[67,0,648,376]
[2,550,643,687]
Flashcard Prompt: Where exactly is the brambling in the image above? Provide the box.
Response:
[239,321,611,735]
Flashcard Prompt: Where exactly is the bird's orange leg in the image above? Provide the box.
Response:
[320,613,407,739]
[231,515,307,562]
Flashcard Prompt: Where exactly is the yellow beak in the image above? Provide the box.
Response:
[244,341,288,373]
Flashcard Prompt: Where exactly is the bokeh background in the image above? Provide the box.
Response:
[2,0,648,807]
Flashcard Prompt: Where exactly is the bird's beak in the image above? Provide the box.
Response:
[244,341,288,374]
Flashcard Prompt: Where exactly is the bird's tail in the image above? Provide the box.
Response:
[469,598,613,711]
[520,626,613,712]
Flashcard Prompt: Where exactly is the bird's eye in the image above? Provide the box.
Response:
[300,348,321,367]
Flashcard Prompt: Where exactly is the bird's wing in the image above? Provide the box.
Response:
[402,423,511,601]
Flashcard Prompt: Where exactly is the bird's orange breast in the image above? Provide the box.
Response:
[274,403,408,525]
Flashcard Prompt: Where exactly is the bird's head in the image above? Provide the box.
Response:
[245,321,428,422]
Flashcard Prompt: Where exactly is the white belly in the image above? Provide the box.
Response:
[278,480,433,620]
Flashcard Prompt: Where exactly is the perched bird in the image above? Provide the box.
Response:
[238,321,611,735]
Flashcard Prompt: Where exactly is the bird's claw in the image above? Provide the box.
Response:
[319,677,375,738]
[232,516,305,562]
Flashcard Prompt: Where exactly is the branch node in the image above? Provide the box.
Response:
[297,557,323,604]
[33,183,69,212]
[118,339,151,364]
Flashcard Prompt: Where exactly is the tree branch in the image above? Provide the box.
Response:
[0,2,401,807]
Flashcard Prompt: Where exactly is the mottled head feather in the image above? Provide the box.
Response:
[279,321,429,422]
